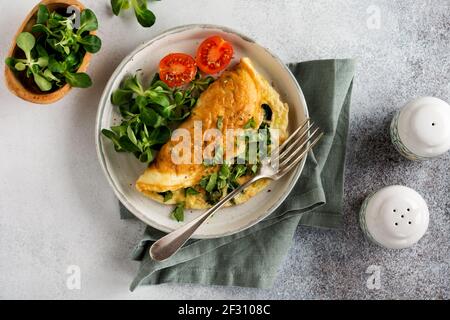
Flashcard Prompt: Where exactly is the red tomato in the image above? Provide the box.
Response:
[196,36,234,74]
[159,53,197,87]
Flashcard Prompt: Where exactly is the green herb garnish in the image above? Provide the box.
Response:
[217,164,231,189]
[205,173,218,193]
[185,187,200,196]
[244,117,256,129]
[111,0,157,28]
[171,202,185,222]
[233,164,247,181]
[159,191,173,202]
[217,116,224,130]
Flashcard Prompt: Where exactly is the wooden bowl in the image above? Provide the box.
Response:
[4,0,94,104]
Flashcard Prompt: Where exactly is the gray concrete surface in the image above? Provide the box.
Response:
[0,0,448,299]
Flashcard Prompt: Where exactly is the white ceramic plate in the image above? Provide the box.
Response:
[96,24,308,239]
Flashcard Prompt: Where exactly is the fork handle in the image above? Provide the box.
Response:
[149,176,259,261]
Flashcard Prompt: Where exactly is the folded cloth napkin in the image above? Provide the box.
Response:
[120,59,356,290]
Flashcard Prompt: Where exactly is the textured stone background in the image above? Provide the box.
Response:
[0,0,448,299]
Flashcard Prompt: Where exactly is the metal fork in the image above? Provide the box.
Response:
[149,118,323,261]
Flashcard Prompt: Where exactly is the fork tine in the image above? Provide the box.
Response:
[271,119,311,163]
[278,125,320,167]
[278,131,324,177]
[272,118,310,154]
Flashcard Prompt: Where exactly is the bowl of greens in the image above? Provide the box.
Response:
[4,0,101,104]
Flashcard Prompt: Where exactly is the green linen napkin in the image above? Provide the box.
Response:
[120,59,356,290]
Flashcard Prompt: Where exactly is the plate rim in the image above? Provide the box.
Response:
[95,24,309,239]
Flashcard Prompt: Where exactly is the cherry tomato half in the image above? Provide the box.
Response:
[159,53,197,87]
[196,36,234,74]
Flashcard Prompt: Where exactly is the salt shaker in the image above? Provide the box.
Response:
[359,185,429,249]
[390,97,450,160]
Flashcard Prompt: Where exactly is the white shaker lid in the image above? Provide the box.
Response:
[398,97,450,158]
[363,185,429,249]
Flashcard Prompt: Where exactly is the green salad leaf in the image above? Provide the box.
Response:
[36,4,50,24]
[110,0,157,28]
[111,0,130,15]
[133,0,156,27]
[64,71,92,88]
[77,9,99,34]
[78,34,102,53]
[16,32,35,56]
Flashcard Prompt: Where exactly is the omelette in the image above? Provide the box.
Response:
[136,58,289,209]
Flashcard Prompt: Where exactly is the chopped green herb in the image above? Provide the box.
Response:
[233,164,247,180]
[199,175,209,189]
[159,191,173,202]
[206,191,222,205]
[171,202,185,222]
[219,163,231,178]
[205,173,218,193]
[244,117,256,129]
[185,187,200,196]
[217,116,224,130]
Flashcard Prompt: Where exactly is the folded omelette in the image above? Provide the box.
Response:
[136,58,289,209]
